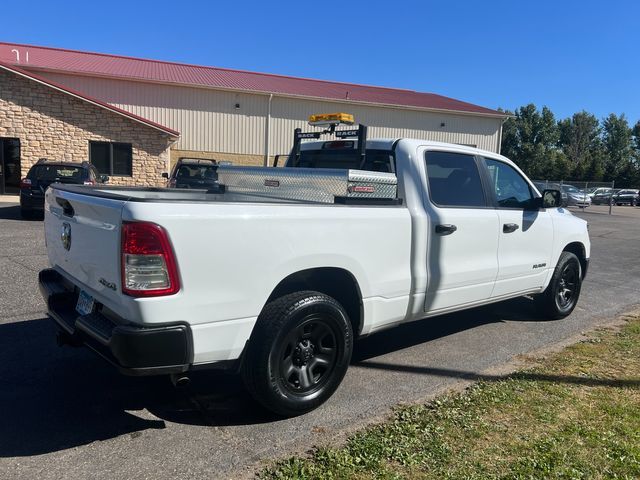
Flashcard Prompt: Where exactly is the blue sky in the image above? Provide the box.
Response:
[3,0,639,124]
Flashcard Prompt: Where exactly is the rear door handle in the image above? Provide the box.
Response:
[435,224,457,235]
[503,223,519,233]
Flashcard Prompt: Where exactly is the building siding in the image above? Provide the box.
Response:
[37,72,503,157]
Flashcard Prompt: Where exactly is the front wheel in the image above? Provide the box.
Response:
[536,252,582,319]
[242,291,353,417]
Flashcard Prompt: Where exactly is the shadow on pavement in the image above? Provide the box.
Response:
[0,318,272,458]
[0,297,579,457]
[0,204,22,220]
[0,204,41,221]
[353,296,546,362]
[353,362,640,389]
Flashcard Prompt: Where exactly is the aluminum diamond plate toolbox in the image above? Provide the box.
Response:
[217,166,397,203]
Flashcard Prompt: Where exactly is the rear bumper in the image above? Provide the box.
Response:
[38,268,193,376]
[20,191,45,210]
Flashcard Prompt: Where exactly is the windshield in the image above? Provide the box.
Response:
[562,185,582,194]
[288,149,395,172]
[28,165,84,183]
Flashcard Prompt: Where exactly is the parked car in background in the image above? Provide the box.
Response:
[533,181,559,195]
[588,187,615,205]
[163,158,222,189]
[20,159,107,218]
[560,185,591,208]
[611,189,639,206]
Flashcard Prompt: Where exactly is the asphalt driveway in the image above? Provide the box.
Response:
[0,203,638,479]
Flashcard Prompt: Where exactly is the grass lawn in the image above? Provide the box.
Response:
[259,314,640,479]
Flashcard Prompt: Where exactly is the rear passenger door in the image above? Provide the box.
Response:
[482,158,554,297]
[423,151,500,312]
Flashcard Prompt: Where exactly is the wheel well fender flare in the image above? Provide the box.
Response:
[263,267,364,336]
[561,242,587,278]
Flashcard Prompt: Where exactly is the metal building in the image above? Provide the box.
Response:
[0,41,507,190]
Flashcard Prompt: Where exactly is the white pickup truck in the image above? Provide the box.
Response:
[39,133,590,417]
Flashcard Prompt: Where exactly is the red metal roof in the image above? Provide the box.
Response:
[0,42,505,117]
[0,60,180,137]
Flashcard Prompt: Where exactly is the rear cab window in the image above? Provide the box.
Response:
[287,145,395,173]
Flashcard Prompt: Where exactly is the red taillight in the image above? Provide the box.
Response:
[20,178,32,189]
[121,222,180,297]
[83,179,96,185]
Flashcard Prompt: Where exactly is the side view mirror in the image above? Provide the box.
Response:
[161,172,169,179]
[99,175,109,183]
[542,189,562,208]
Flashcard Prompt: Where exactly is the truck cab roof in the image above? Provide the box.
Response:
[297,137,512,169]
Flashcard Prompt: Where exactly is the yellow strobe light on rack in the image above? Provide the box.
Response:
[308,113,355,127]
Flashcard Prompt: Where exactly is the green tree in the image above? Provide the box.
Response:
[602,114,633,183]
[584,154,606,181]
[632,120,640,153]
[558,111,601,180]
[500,104,560,179]
[631,121,640,186]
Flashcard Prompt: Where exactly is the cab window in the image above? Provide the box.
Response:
[425,151,486,207]
[484,158,536,209]
[293,149,395,172]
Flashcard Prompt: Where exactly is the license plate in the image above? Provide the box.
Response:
[76,290,95,316]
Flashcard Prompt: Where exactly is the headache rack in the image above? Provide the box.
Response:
[216,113,400,205]
[291,123,368,169]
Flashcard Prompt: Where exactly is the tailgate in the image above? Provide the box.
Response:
[44,186,125,306]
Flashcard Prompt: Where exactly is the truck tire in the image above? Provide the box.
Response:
[537,251,582,319]
[241,291,353,417]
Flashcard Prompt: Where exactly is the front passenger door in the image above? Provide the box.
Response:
[483,158,554,297]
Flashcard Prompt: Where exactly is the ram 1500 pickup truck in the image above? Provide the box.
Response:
[39,138,590,417]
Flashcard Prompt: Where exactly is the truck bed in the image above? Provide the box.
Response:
[52,184,312,204]
[52,165,400,206]
[43,182,413,365]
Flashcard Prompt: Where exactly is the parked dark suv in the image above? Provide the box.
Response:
[20,159,107,218]
[163,158,222,189]
[611,189,639,206]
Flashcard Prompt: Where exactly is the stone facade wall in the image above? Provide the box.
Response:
[0,69,175,187]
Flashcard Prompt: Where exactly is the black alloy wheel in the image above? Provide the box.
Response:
[555,261,579,312]
[277,314,338,396]
[537,251,583,319]
[242,291,353,417]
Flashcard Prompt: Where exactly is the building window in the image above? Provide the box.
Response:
[89,141,132,176]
